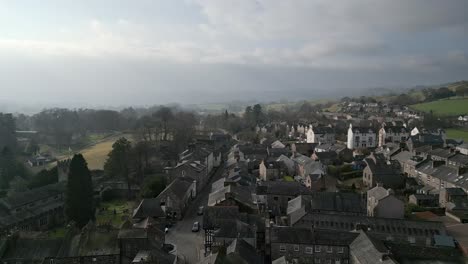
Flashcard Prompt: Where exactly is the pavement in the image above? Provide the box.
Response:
[166,164,226,264]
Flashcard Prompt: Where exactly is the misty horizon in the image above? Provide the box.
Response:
[1,0,467,110]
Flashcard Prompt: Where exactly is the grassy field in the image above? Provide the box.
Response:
[96,200,134,228]
[411,98,468,116]
[55,133,132,170]
[446,128,468,142]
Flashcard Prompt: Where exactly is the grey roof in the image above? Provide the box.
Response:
[309,192,366,214]
[272,256,287,264]
[118,228,148,239]
[157,176,194,201]
[226,239,263,264]
[314,151,337,161]
[367,186,389,201]
[457,143,468,149]
[391,151,412,164]
[256,181,311,196]
[351,126,376,134]
[270,226,314,244]
[295,212,447,238]
[448,153,468,165]
[312,126,334,134]
[445,188,466,196]
[270,226,358,246]
[203,206,240,229]
[132,198,165,219]
[417,163,468,189]
[0,182,65,209]
[350,231,396,264]
[433,235,455,247]
[411,194,437,201]
[428,148,455,159]
[383,126,408,134]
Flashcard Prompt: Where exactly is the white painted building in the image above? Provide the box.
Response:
[347,124,377,149]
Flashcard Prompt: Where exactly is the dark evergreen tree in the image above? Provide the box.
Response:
[104,137,132,197]
[65,154,94,227]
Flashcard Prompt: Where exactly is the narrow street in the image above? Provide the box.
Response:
[166,164,226,264]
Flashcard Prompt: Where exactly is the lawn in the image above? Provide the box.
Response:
[95,200,134,228]
[46,226,69,239]
[446,128,468,142]
[53,133,132,170]
[411,98,468,116]
[283,176,294,182]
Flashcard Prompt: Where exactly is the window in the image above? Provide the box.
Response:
[326,246,333,253]
[274,196,279,201]
[335,259,341,264]
[315,259,321,264]
[338,247,344,253]
[315,245,321,252]
[279,245,286,252]
[305,247,313,254]
[294,244,299,251]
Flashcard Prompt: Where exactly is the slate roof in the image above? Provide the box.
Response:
[270,226,358,246]
[409,134,445,145]
[203,206,240,229]
[132,198,165,219]
[383,126,408,134]
[293,143,318,156]
[445,188,466,196]
[270,226,314,244]
[350,231,396,264]
[256,181,311,196]
[0,182,65,210]
[159,176,195,201]
[448,153,468,166]
[411,194,437,201]
[417,163,468,189]
[312,126,334,134]
[292,154,314,165]
[296,212,447,238]
[428,148,455,159]
[309,192,366,214]
[226,239,263,264]
[314,151,338,161]
[118,228,148,239]
[367,186,389,201]
[350,127,376,134]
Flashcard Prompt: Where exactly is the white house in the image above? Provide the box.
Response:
[306,125,335,144]
[378,124,409,147]
[347,124,377,149]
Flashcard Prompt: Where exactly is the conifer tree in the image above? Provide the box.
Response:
[65,154,94,227]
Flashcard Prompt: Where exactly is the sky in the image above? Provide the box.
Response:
[0,0,467,109]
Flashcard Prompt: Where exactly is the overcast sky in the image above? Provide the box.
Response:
[0,0,467,108]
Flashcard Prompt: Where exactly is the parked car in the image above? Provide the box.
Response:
[192,221,200,232]
[197,206,204,215]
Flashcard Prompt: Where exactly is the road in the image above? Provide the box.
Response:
[166,164,226,264]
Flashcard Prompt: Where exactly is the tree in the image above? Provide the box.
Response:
[0,113,17,151]
[28,167,58,189]
[154,107,174,141]
[104,137,132,197]
[65,154,94,227]
[7,176,29,197]
[140,174,166,198]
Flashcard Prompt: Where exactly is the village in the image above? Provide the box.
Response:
[0,91,468,264]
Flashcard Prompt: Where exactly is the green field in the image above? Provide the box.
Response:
[411,98,468,116]
[95,200,134,228]
[446,128,468,142]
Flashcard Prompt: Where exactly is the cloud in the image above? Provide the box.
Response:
[0,1,467,72]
